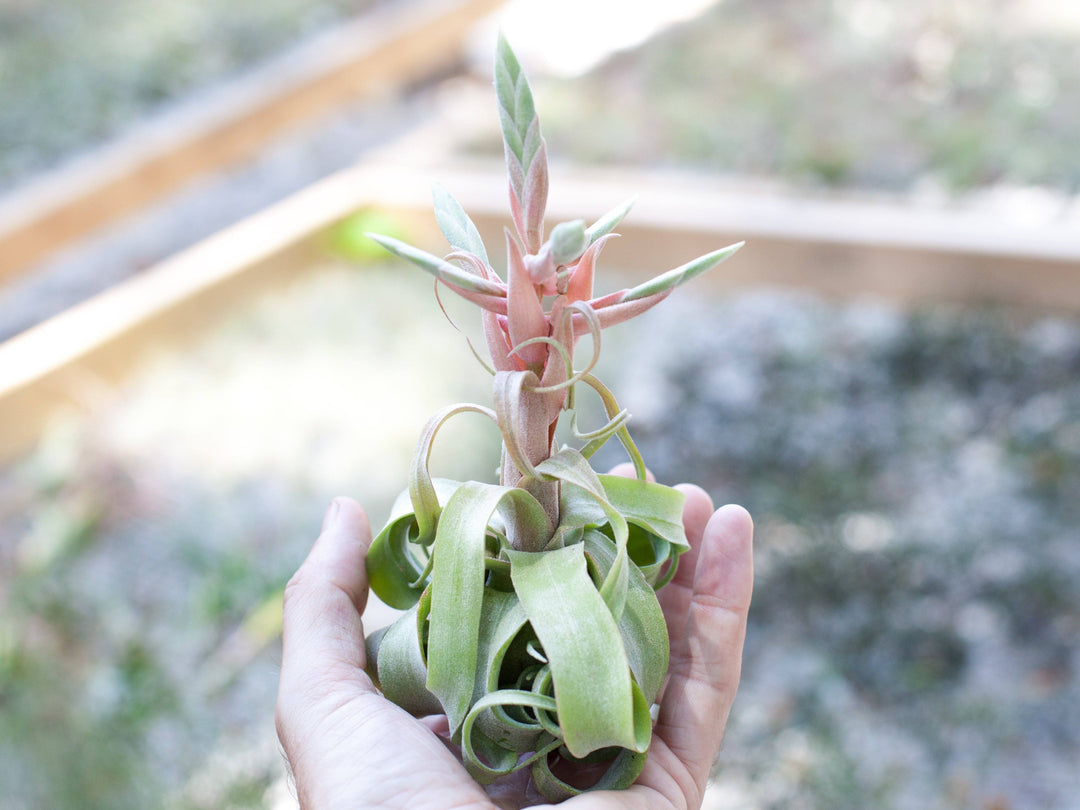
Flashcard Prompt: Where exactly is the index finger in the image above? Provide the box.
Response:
[654,504,754,804]
[604,468,715,655]
[658,483,715,653]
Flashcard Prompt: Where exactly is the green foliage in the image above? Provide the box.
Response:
[432,183,490,265]
[368,467,682,796]
[328,210,412,263]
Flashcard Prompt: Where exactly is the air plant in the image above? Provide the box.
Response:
[363,35,742,801]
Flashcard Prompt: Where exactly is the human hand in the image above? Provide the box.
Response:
[276,476,753,810]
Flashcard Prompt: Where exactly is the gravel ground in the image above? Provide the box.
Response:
[598,291,1080,810]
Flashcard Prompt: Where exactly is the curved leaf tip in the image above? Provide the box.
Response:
[365,232,507,298]
[432,182,490,265]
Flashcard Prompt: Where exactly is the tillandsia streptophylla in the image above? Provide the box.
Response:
[362,35,742,801]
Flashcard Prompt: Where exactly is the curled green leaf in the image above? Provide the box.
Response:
[367,479,463,609]
[365,604,442,717]
[506,544,645,757]
[426,483,551,733]
[409,403,497,544]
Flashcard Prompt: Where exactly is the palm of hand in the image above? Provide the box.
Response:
[276,475,753,810]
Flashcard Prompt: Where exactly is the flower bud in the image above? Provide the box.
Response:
[550,219,587,266]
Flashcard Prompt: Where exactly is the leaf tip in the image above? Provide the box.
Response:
[364,231,392,248]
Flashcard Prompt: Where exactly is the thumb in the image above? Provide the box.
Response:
[279,498,374,704]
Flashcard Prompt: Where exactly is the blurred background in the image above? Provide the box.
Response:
[1,0,1079,808]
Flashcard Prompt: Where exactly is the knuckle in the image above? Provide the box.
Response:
[282,568,309,608]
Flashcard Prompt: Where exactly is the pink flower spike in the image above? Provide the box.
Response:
[525,248,558,289]
[445,249,495,279]
[438,282,509,316]
[507,177,527,256]
[565,234,616,304]
[441,251,510,315]
[536,298,573,421]
[505,230,549,370]
[522,139,549,253]
[483,309,519,372]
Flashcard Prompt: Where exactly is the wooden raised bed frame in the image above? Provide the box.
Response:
[2,158,1080,463]
[0,0,504,283]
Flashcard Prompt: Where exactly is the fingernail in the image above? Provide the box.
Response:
[322,498,341,531]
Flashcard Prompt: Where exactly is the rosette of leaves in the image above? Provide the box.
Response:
[363,36,742,801]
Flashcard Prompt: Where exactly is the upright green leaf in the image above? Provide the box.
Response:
[536,448,632,619]
[426,483,503,732]
[432,182,490,265]
[585,197,636,246]
[507,544,643,757]
[495,33,548,253]
[583,530,669,703]
[426,484,550,733]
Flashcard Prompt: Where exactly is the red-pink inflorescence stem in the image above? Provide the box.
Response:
[368,34,742,542]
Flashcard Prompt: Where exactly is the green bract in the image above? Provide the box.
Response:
[364,35,741,801]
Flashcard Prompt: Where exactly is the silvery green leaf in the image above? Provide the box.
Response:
[598,474,689,551]
[495,33,548,252]
[582,530,669,704]
[432,182,489,265]
[585,197,636,245]
[366,605,442,716]
[366,233,506,298]
[495,34,534,167]
[620,241,744,302]
[506,543,646,757]
[367,479,463,609]
[550,219,587,265]
[426,483,550,733]
[534,448,630,620]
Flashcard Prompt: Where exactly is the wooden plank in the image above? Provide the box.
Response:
[0,167,377,462]
[3,160,1079,463]
[0,0,504,283]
